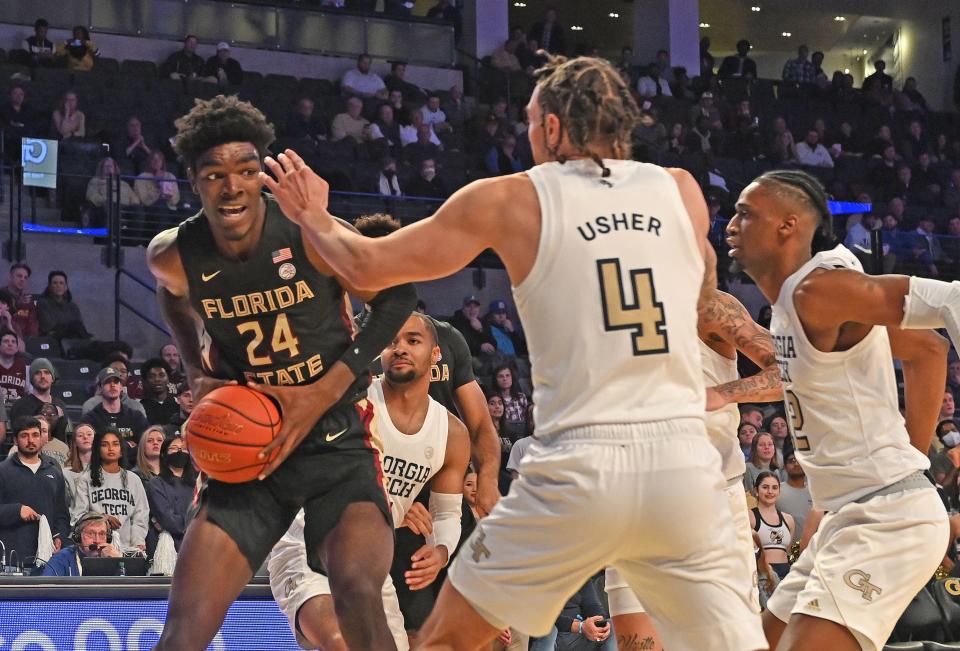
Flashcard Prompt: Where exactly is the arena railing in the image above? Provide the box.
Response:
[0,0,456,68]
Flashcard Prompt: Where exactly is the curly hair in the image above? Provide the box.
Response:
[532,53,639,176]
[173,94,275,170]
[354,213,402,238]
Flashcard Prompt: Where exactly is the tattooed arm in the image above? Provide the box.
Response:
[699,290,783,410]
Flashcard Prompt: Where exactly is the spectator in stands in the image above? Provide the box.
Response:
[160,344,183,384]
[450,295,495,357]
[0,332,26,403]
[482,300,526,357]
[493,364,529,435]
[331,97,372,143]
[0,416,69,572]
[146,434,194,553]
[527,7,565,55]
[830,120,861,154]
[203,42,243,87]
[10,359,69,435]
[908,216,947,277]
[0,86,40,163]
[25,18,55,68]
[547,576,611,649]
[37,271,90,341]
[403,123,442,167]
[371,104,402,155]
[341,53,386,99]
[420,93,451,136]
[750,471,795,580]
[441,85,471,134]
[655,49,675,84]
[139,359,178,426]
[718,39,756,80]
[942,389,957,423]
[168,385,193,431]
[944,216,960,273]
[768,123,799,165]
[373,156,400,197]
[82,355,147,412]
[135,151,180,211]
[281,98,327,145]
[932,133,955,165]
[384,61,425,102]
[81,367,149,466]
[386,89,407,122]
[70,428,149,554]
[56,26,98,72]
[872,144,901,192]
[689,91,721,129]
[160,35,205,81]
[403,158,446,199]
[896,77,929,114]
[944,170,960,212]
[51,91,85,141]
[949,358,960,414]
[685,114,719,158]
[795,128,834,168]
[863,59,894,92]
[738,421,758,460]
[133,426,164,482]
[84,157,140,228]
[636,62,672,98]
[744,431,781,490]
[631,102,667,161]
[910,152,941,205]
[767,414,790,463]
[491,38,529,98]
[900,120,929,165]
[5,264,37,339]
[485,392,513,494]
[42,511,121,576]
[844,213,871,253]
[63,423,94,509]
[114,116,156,176]
[724,100,761,160]
[810,50,826,79]
[783,45,817,84]
[484,134,523,176]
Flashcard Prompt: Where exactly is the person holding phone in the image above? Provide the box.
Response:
[531,574,613,650]
[57,26,98,72]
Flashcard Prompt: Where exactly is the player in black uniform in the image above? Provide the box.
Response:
[354,214,500,642]
[146,96,416,651]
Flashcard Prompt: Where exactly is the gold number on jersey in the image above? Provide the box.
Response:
[237,314,302,367]
[596,259,668,356]
[785,389,810,451]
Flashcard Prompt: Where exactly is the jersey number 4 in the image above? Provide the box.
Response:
[596,259,668,356]
[237,314,301,366]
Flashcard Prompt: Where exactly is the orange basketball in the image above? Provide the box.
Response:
[184,385,282,483]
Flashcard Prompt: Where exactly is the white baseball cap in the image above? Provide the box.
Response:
[217,42,230,51]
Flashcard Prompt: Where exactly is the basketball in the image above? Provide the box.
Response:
[184,385,282,483]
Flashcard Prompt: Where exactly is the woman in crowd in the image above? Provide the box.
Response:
[52,90,85,140]
[135,150,180,210]
[63,423,95,511]
[37,271,90,340]
[71,428,149,554]
[57,26,99,71]
[486,391,516,494]
[750,471,795,580]
[766,413,790,463]
[146,435,195,553]
[134,426,165,483]
[743,430,781,490]
[492,364,529,436]
[85,157,140,228]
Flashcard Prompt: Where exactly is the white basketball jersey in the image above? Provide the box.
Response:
[516,160,706,438]
[368,377,448,526]
[700,340,745,481]
[772,245,929,511]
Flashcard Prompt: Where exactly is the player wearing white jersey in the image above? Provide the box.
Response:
[260,54,766,651]
[726,168,958,651]
[268,314,471,650]
[605,289,783,651]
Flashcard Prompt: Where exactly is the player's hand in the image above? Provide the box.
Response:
[260,150,331,228]
[20,505,39,521]
[480,343,496,355]
[705,386,728,411]
[189,376,237,404]
[405,544,448,590]
[581,616,609,642]
[400,502,433,536]
[475,473,499,518]
[105,515,122,530]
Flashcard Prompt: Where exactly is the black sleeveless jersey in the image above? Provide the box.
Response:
[177,195,357,389]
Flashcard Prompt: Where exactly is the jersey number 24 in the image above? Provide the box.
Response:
[596,259,668,356]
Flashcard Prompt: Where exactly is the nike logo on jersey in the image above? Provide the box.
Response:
[201,270,222,282]
[325,428,348,442]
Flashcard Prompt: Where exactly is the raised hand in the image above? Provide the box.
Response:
[259,150,331,229]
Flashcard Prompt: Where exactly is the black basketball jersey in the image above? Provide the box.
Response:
[178,195,357,389]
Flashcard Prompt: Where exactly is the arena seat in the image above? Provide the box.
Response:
[52,381,90,406]
[52,359,98,384]
[24,336,61,359]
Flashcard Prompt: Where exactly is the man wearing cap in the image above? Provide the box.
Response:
[203,42,243,87]
[341,53,387,99]
[9,358,71,442]
[483,300,526,357]
[449,296,496,357]
[689,92,721,130]
[81,368,149,466]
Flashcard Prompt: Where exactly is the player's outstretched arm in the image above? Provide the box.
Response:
[700,290,782,409]
[260,150,511,291]
[887,327,950,454]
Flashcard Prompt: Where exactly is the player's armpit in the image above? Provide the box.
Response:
[793,270,911,329]
[887,326,949,454]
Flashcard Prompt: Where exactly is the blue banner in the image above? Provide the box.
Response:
[0,599,299,650]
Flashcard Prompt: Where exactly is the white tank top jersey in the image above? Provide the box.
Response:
[367,377,449,526]
[752,507,791,554]
[516,159,707,439]
[700,339,746,481]
[771,245,929,511]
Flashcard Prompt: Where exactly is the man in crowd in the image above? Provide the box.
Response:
[405,159,448,199]
[168,385,193,433]
[42,511,121,576]
[331,97,372,143]
[484,300,526,357]
[796,129,834,168]
[81,368,149,466]
[0,416,70,572]
[24,19,55,68]
[114,116,157,176]
[160,35,206,80]
[718,39,757,80]
[341,53,386,98]
[864,60,894,92]
[527,7,565,55]
[778,447,812,539]
[6,263,38,338]
[281,98,328,145]
[161,342,184,387]
[449,296,495,357]
[10,359,70,440]
[384,61,426,102]
[0,331,26,403]
[948,356,960,412]
[82,356,147,416]
[403,125,442,168]
[782,45,816,85]
[203,42,243,87]
[0,86,41,164]
[740,405,765,431]
[139,358,179,426]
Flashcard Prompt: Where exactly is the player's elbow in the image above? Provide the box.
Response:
[343,255,386,293]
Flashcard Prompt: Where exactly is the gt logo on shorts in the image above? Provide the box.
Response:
[844,569,882,601]
[944,578,960,596]
[470,527,491,563]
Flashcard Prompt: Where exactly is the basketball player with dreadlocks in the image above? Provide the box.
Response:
[260,53,766,651]
[726,169,958,651]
